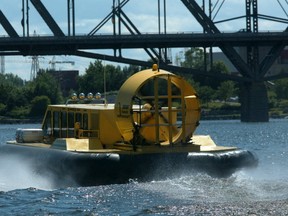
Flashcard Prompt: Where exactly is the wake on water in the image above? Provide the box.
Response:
[0,153,287,203]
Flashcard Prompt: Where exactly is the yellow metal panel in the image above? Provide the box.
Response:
[66,138,103,151]
[167,75,173,144]
[114,67,200,145]
[115,69,174,142]
[154,77,160,143]
[191,135,237,152]
[99,109,122,146]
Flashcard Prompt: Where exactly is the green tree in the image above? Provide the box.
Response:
[30,95,51,117]
[181,48,205,70]
[0,73,29,118]
[274,78,288,100]
[211,61,230,74]
[30,71,63,104]
[179,48,232,90]
[123,65,141,75]
[0,73,24,87]
[78,60,131,94]
[77,60,104,93]
[216,81,236,102]
[267,90,277,108]
[198,86,215,105]
[105,64,127,91]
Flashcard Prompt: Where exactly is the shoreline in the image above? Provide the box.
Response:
[1,116,287,124]
[0,118,42,124]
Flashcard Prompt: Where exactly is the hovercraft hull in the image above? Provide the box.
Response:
[0,144,257,187]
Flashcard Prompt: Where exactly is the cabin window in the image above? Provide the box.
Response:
[76,113,82,128]
[90,112,100,138]
[61,111,67,138]
[83,113,88,130]
[53,111,60,138]
[68,112,74,138]
[91,112,99,130]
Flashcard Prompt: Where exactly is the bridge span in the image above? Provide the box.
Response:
[1,0,288,122]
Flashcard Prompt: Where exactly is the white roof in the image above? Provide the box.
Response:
[49,103,115,110]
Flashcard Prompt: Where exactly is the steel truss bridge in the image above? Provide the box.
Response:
[1,0,288,122]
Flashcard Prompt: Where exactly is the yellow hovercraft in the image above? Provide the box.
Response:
[5,65,257,186]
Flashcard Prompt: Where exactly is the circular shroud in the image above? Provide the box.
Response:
[114,67,200,145]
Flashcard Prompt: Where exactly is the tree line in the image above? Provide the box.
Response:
[1,48,288,120]
[0,62,142,119]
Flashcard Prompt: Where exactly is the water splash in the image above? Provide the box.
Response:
[0,155,54,192]
[137,169,288,203]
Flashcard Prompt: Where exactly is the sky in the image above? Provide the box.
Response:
[1,0,288,80]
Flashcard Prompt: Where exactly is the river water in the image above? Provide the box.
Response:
[0,119,287,215]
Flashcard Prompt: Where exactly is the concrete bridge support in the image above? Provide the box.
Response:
[240,82,269,122]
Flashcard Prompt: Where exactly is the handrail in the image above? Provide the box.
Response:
[77,129,99,139]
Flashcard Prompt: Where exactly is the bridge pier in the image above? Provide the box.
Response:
[240,82,269,122]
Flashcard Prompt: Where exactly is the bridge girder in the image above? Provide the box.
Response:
[1,32,288,52]
[0,0,287,82]
[1,0,288,122]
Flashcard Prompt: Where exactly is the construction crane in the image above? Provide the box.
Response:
[30,31,43,80]
[30,55,40,80]
[49,56,75,71]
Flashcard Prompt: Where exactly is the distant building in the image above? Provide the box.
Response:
[272,49,288,75]
[212,47,288,76]
[49,70,79,97]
